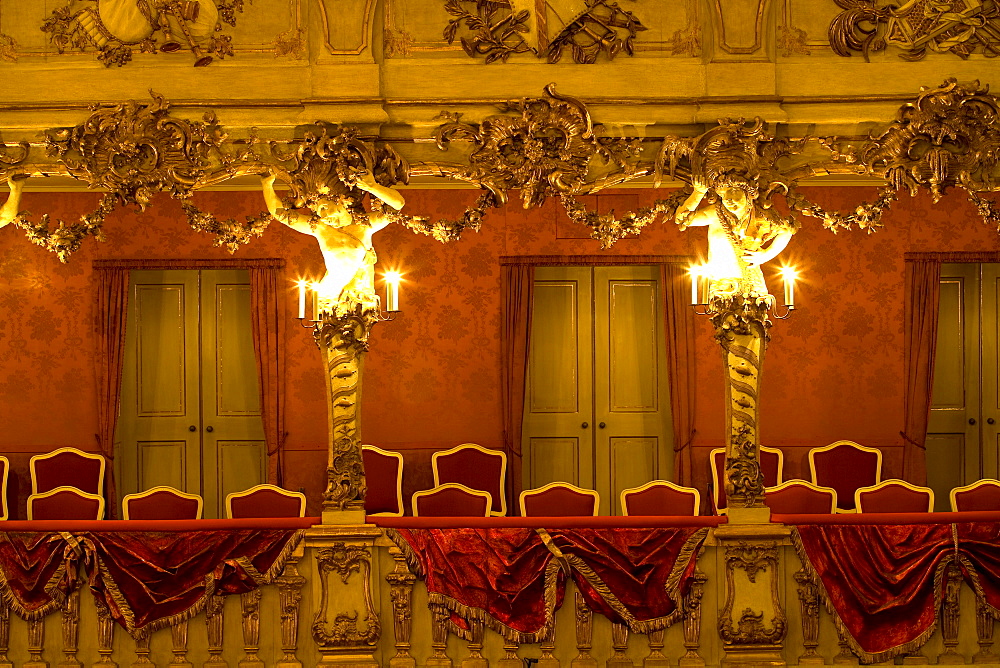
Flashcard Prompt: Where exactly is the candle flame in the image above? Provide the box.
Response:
[779,266,798,282]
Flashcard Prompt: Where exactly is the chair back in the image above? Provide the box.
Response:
[30,448,106,495]
[711,446,784,513]
[28,486,105,520]
[432,444,507,516]
[0,456,9,521]
[362,445,404,516]
[226,484,306,519]
[411,484,492,517]
[123,486,203,520]
[855,479,934,513]
[809,440,882,512]
[765,480,838,515]
[621,481,700,516]
[520,482,599,517]
[951,479,1000,512]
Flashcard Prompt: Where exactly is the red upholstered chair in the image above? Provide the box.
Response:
[432,443,507,516]
[620,480,700,516]
[226,484,306,519]
[710,445,784,514]
[519,482,600,517]
[809,441,882,512]
[30,447,105,495]
[951,479,1000,512]
[855,479,934,514]
[28,486,105,520]
[765,480,838,515]
[411,483,492,517]
[122,486,203,520]
[362,445,404,517]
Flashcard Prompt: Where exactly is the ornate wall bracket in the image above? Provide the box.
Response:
[312,539,381,666]
[716,538,787,667]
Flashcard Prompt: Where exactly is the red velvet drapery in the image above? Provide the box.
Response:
[500,264,534,513]
[661,264,697,486]
[902,258,941,484]
[94,266,129,517]
[248,265,287,484]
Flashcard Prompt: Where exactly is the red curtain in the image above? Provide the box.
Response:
[902,259,941,484]
[661,264,697,487]
[95,267,129,518]
[500,264,534,514]
[249,266,286,485]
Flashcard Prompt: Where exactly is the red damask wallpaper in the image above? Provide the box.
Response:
[0,186,997,516]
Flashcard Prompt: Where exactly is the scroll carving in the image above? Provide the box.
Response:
[386,547,416,668]
[719,542,785,646]
[204,594,227,668]
[42,1,249,67]
[238,590,264,668]
[313,543,380,649]
[794,568,823,665]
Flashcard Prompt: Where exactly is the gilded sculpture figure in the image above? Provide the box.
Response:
[675,175,795,304]
[261,171,405,317]
[0,177,24,231]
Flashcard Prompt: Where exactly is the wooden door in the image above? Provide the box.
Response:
[522,265,673,515]
[117,269,266,518]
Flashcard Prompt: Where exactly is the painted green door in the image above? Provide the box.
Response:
[116,269,266,518]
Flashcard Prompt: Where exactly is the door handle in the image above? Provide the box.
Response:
[970,418,977,425]
[189,425,197,432]
[990,418,996,425]
[599,422,606,429]
[581,422,589,429]
[206,426,214,432]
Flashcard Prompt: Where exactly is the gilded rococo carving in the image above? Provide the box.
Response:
[313,543,380,649]
[42,1,249,67]
[719,542,785,646]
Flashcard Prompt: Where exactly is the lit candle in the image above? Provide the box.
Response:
[297,281,306,319]
[781,267,797,308]
[310,282,321,320]
[689,267,699,305]
[384,271,401,312]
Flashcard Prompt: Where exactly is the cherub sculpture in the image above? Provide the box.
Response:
[261,170,404,318]
[0,177,24,231]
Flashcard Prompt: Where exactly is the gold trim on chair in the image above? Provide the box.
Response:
[431,443,508,517]
[29,447,106,496]
[854,479,934,513]
[122,486,204,520]
[950,478,1000,512]
[620,480,701,516]
[764,480,838,514]
[362,444,405,517]
[519,482,599,517]
[808,440,883,513]
[27,486,106,520]
[411,483,493,517]
[225,484,307,519]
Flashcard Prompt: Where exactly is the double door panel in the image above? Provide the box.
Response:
[928,263,1000,510]
[522,265,673,515]
[117,269,266,518]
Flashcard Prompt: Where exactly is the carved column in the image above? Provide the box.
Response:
[571,594,596,668]
[310,526,382,668]
[975,597,998,663]
[793,568,823,665]
[238,590,264,668]
[170,621,193,668]
[427,604,452,668]
[607,622,632,668]
[24,618,47,668]
[711,295,770,517]
[538,621,559,668]
[714,529,788,668]
[204,595,227,668]
[276,545,308,668]
[59,589,82,668]
[833,628,857,664]
[643,629,668,668]
[386,547,416,668]
[0,601,11,668]
[316,308,379,523]
[938,560,963,664]
[496,639,521,668]
[679,562,708,668]
[95,599,118,668]
[130,631,152,668]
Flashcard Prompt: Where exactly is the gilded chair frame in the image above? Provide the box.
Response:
[950,478,1000,512]
[411,483,493,517]
[0,456,9,521]
[764,480,839,515]
[122,485,204,520]
[854,478,934,514]
[519,481,600,517]
[225,484,307,519]
[27,486,106,521]
[808,440,883,513]
[620,480,701,516]
[362,444,405,517]
[30,447,106,496]
[710,445,784,514]
[431,443,508,517]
